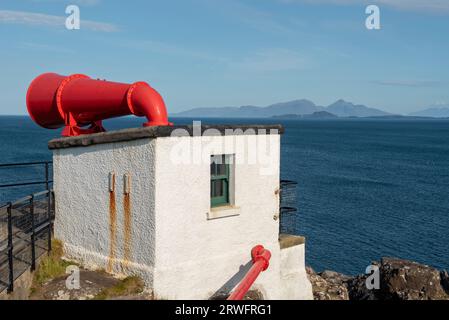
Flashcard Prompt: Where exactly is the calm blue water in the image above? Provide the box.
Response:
[1,116,448,275]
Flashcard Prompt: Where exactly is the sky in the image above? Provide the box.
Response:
[0,0,448,115]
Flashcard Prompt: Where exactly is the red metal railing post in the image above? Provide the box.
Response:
[227,245,271,300]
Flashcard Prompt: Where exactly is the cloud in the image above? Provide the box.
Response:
[118,39,229,63]
[29,0,101,6]
[0,10,118,32]
[16,41,76,54]
[202,0,296,35]
[371,79,441,87]
[68,0,101,5]
[278,0,449,14]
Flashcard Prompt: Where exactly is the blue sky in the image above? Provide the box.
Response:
[0,0,448,115]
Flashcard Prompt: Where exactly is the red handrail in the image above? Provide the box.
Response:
[227,245,271,300]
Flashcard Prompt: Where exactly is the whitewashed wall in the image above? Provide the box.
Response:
[53,138,157,286]
[280,243,313,300]
[152,135,281,299]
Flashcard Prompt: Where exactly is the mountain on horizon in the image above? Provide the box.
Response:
[326,99,390,117]
[272,111,339,119]
[173,99,390,118]
[409,105,449,118]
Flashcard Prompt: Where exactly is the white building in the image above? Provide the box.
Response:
[49,123,312,300]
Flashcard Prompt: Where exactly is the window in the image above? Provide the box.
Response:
[210,155,231,207]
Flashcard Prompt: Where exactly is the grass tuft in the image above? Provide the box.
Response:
[32,239,74,286]
[94,276,144,300]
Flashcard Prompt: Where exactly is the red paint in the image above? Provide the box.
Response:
[227,245,271,300]
[26,73,172,136]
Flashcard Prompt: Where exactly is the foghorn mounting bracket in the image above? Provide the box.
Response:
[61,112,106,137]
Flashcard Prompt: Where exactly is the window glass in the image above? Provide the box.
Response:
[210,154,231,207]
[211,162,217,176]
[212,180,223,197]
[217,163,226,176]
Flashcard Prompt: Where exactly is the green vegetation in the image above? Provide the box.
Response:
[94,276,145,300]
[32,239,74,286]
[29,239,146,300]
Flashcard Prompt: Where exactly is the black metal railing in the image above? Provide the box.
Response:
[0,190,54,293]
[279,180,298,235]
[0,161,54,294]
[0,161,53,190]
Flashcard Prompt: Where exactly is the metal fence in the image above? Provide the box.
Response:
[0,190,54,293]
[0,161,52,190]
[0,161,53,206]
[279,180,299,235]
[0,161,54,294]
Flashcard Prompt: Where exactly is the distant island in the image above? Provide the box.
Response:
[409,106,449,118]
[272,111,338,119]
[273,112,448,120]
[173,99,449,119]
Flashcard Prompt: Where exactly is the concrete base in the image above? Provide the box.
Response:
[279,235,313,300]
[0,270,33,300]
[0,255,45,300]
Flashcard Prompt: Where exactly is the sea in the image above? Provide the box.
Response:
[1,115,448,275]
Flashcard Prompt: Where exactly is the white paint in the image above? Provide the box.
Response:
[208,205,240,220]
[280,244,313,300]
[53,138,156,286]
[52,131,312,299]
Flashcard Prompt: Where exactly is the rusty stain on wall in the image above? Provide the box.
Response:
[123,192,132,266]
[107,174,117,273]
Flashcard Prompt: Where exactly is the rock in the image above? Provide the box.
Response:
[209,289,264,300]
[31,269,126,300]
[56,290,70,300]
[347,275,378,300]
[441,271,449,294]
[346,261,380,300]
[378,257,449,300]
[306,267,349,300]
[311,258,449,301]
[320,270,351,283]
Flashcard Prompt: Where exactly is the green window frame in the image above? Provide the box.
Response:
[210,155,230,208]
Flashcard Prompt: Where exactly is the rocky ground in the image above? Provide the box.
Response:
[30,268,152,300]
[307,257,449,300]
